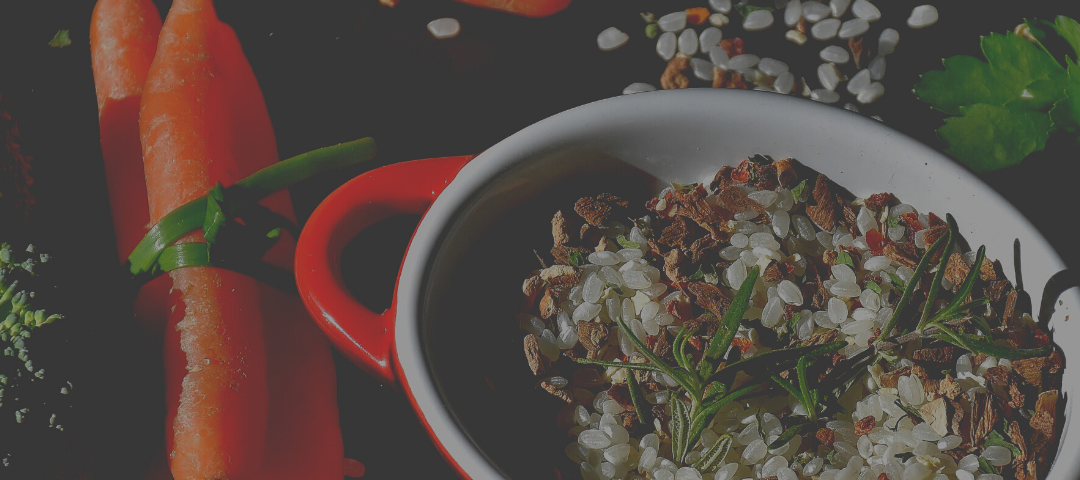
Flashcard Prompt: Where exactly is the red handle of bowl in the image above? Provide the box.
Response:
[295,155,474,385]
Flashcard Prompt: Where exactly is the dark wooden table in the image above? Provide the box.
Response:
[1,0,1077,478]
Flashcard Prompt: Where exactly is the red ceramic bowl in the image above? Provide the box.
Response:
[295,90,1079,480]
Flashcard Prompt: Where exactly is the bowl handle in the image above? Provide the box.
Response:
[295,155,474,385]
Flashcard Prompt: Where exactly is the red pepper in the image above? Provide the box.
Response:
[453,0,571,17]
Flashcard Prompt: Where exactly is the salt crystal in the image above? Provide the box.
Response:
[802,1,831,22]
[857,82,885,104]
[852,0,880,21]
[912,422,942,442]
[675,467,702,480]
[691,58,715,80]
[639,446,658,470]
[820,45,850,64]
[898,375,924,406]
[878,28,899,55]
[981,446,1011,466]
[758,57,789,76]
[777,280,803,305]
[762,297,784,327]
[772,210,791,238]
[678,29,699,55]
[829,297,848,324]
[958,454,979,472]
[830,0,851,17]
[710,0,732,14]
[730,233,749,248]
[831,281,861,298]
[578,429,612,449]
[604,444,631,465]
[838,18,869,39]
[710,13,730,27]
[623,83,657,95]
[784,0,802,27]
[728,54,761,72]
[869,56,886,80]
[742,439,768,463]
[708,45,730,68]
[427,18,461,39]
[832,264,856,283]
[811,18,841,40]
[700,27,723,49]
[786,29,808,45]
[744,10,775,31]
[907,5,938,29]
[589,251,621,266]
[657,32,677,60]
[659,11,688,32]
[847,69,871,95]
[597,27,630,51]
[573,302,601,322]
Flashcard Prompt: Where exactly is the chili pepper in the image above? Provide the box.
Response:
[138,1,342,479]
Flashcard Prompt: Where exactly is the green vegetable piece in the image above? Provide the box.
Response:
[938,103,1053,173]
[48,29,71,48]
[690,265,705,280]
[203,183,228,245]
[626,368,651,426]
[978,456,998,474]
[768,422,813,449]
[645,23,659,39]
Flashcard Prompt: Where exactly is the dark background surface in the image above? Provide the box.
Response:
[0,0,1078,478]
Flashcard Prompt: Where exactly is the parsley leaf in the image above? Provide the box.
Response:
[886,217,900,228]
[1053,15,1080,59]
[735,4,773,18]
[790,180,807,202]
[984,431,1022,459]
[617,235,641,249]
[938,103,1053,172]
[569,251,584,267]
[835,251,854,268]
[888,272,906,290]
[48,29,71,48]
[865,280,882,294]
[690,265,705,281]
[1050,59,1080,133]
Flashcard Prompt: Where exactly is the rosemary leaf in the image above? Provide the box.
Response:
[796,356,816,421]
[693,433,733,471]
[769,421,815,449]
[614,318,698,395]
[769,373,802,400]
[917,215,955,331]
[670,396,691,464]
[573,358,665,372]
[878,222,951,341]
[626,367,651,427]
[708,341,846,385]
[699,266,761,379]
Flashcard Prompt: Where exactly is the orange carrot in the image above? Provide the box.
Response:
[139,1,341,479]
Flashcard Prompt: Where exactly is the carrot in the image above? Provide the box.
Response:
[453,0,572,17]
[139,1,341,479]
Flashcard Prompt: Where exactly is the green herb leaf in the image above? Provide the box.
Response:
[616,235,640,249]
[938,103,1053,173]
[768,422,814,449]
[48,29,71,48]
[835,251,854,268]
[790,180,807,202]
[978,456,998,474]
[568,251,584,267]
[670,396,691,464]
[626,367,651,426]
[888,271,905,290]
[1050,59,1080,133]
[865,280,881,294]
[690,265,705,281]
[735,4,773,18]
[700,266,761,378]
[984,430,1023,459]
[916,33,1065,114]
[887,217,900,229]
[694,433,733,471]
[203,183,228,245]
[1053,15,1080,59]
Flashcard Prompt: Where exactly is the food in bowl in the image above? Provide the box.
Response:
[518,155,1064,480]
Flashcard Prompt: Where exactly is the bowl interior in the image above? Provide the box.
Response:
[401,89,1079,479]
